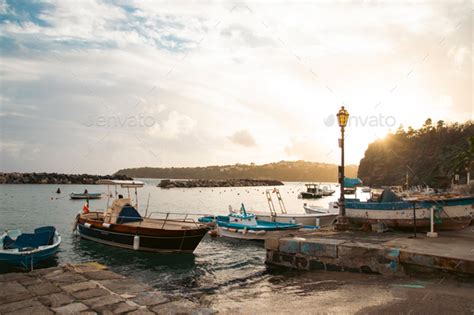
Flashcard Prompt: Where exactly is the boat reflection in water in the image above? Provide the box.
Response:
[74,180,209,253]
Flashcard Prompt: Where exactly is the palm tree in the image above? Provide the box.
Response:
[449,136,474,184]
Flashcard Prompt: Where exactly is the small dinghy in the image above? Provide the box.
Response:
[70,192,102,200]
[200,204,301,241]
[0,226,61,270]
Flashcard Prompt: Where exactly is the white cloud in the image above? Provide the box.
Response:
[0,0,471,173]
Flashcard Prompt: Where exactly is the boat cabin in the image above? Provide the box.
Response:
[228,213,258,226]
[103,197,143,224]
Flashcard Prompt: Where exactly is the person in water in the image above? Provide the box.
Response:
[56,188,61,194]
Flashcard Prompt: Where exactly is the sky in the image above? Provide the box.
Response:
[0,0,472,174]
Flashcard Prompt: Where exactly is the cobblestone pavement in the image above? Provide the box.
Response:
[0,263,215,314]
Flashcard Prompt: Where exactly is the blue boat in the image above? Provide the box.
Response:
[200,204,301,240]
[0,226,61,270]
[345,189,473,230]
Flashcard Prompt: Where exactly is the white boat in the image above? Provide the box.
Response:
[320,184,336,196]
[361,187,371,193]
[254,189,337,227]
[298,184,324,199]
[346,189,473,230]
[303,201,339,214]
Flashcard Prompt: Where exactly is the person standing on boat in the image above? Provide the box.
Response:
[84,188,88,194]
[83,199,90,214]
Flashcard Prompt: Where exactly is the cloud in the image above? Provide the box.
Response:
[148,110,196,139]
[0,0,471,173]
[229,130,257,147]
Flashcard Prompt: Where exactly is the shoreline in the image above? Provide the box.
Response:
[0,173,132,185]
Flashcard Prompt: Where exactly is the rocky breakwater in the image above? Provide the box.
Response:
[0,172,132,184]
[159,178,284,188]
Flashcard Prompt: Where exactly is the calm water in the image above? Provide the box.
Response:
[2,181,472,313]
[0,180,344,286]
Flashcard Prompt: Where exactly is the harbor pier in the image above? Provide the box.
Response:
[0,263,214,314]
[265,227,474,276]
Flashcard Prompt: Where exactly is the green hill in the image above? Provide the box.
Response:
[358,119,474,188]
[115,161,358,182]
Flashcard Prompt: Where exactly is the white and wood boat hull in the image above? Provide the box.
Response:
[346,203,472,230]
[216,226,300,241]
[255,213,337,227]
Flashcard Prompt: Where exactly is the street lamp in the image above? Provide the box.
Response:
[337,106,349,219]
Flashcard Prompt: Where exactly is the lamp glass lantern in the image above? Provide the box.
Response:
[337,106,349,128]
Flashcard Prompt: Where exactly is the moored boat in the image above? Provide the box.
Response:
[200,204,302,241]
[320,184,336,196]
[298,184,323,199]
[74,180,209,253]
[0,226,61,270]
[343,177,362,195]
[345,189,473,230]
[70,192,102,200]
[361,186,371,193]
[254,189,336,227]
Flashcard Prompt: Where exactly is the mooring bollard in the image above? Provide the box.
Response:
[426,206,438,238]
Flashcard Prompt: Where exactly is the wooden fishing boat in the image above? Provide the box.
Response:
[70,192,102,200]
[0,226,61,270]
[345,189,473,230]
[74,180,208,253]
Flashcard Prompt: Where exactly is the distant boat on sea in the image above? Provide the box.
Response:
[343,177,362,195]
[70,192,102,200]
[298,184,323,199]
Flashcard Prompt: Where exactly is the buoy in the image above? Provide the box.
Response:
[133,235,140,250]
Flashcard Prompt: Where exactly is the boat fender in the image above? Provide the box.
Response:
[229,228,237,233]
[243,227,248,235]
[84,223,92,228]
[256,230,266,235]
[133,235,140,250]
[72,214,80,232]
[102,223,111,228]
[315,218,320,227]
[248,230,257,234]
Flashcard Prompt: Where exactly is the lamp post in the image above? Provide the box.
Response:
[337,106,349,219]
